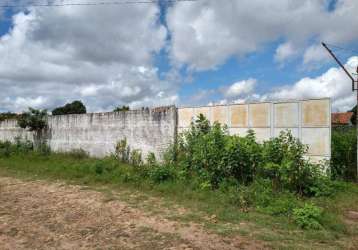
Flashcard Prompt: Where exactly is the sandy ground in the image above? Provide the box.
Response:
[0,177,264,250]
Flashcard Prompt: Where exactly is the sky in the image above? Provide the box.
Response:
[0,0,358,113]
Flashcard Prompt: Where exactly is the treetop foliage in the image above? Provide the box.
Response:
[113,106,130,112]
[0,112,19,122]
[18,108,48,132]
[350,105,356,125]
[52,100,86,116]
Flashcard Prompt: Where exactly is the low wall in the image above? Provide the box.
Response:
[178,98,331,162]
[0,106,177,159]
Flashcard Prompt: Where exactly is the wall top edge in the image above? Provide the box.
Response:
[178,97,331,109]
[0,105,176,125]
[49,105,176,119]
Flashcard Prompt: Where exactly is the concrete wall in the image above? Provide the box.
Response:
[178,98,331,162]
[0,106,177,159]
[0,99,332,162]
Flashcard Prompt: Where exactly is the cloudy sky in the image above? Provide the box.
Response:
[0,0,357,112]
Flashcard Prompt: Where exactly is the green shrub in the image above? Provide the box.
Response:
[148,165,175,183]
[37,142,51,156]
[261,131,324,196]
[14,137,33,154]
[0,112,19,122]
[293,203,323,230]
[1,138,35,157]
[130,149,142,166]
[220,130,262,184]
[52,100,86,116]
[115,138,130,163]
[0,141,12,158]
[175,116,327,196]
[146,152,157,166]
[331,127,357,181]
[177,114,229,187]
[18,107,48,132]
[94,162,104,175]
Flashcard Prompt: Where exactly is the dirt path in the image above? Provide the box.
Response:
[0,177,264,250]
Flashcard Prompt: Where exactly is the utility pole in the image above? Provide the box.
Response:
[322,42,358,182]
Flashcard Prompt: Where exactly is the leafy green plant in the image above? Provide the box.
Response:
[130,149,142,166]
[113,106,130,112]
[331,127,357,181]
[18,108,48,132]
[174,115,328,197]
[261,131,323,196]
[52,100,86,115]
[177,115,229,187]
[115,138,130,163]
[95,162,104,175]
[220,130,262,184]
[146,152,157,166]
[0,141,12,158]
[14,137,33,154]
[37,142,51,156]
[149,165,175,183]
[0,112,19,122]
[293,203,323,230]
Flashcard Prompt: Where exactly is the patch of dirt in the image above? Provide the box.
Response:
[0,177,265,250]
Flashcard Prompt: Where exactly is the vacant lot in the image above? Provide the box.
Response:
[0,148,358,249]
[0,176,264,250]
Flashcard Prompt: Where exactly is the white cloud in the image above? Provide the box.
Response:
[167,0,358,70]
[263,56,358,111]
[214,57,358,111]
[223,79,256,99]
[275,42,298,63]
[0,2,176,112]
[303,44,330,65]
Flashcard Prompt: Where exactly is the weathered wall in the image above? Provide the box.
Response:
[0,99,332,162]
[0,119,33,143]
[178,98,331,162]
[0,106,177,159]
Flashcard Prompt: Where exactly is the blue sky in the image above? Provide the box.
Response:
[0,0,357,112]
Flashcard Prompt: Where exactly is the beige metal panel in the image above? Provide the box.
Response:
[301,128,330,156]
[302,99,330,127]
[230,104,248,127]
[274,128,299,138]
[229,128,249,137]
[249,103,270,127]
[274,102,299,127]
[194,107,211,120]
[251,128,271,142]
[212,106,228,125]
[178,108,193,128]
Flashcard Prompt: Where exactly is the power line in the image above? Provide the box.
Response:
[324,43,358,55]
[0,0,197,8]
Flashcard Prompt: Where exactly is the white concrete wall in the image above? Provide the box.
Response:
[0,106,177,160]
[0,100,332,162]
[178,98,331,162]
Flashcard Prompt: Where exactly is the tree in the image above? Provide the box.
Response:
[113,106,130,112]
[52,100,86,116]
[351,105,357,125]
[0,112,19,122]
[18,108,48,132]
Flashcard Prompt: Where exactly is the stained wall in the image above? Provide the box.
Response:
[0,106,177,159]
[178,99,331,162]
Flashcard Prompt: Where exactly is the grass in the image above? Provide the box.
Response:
[0,152,357,249]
